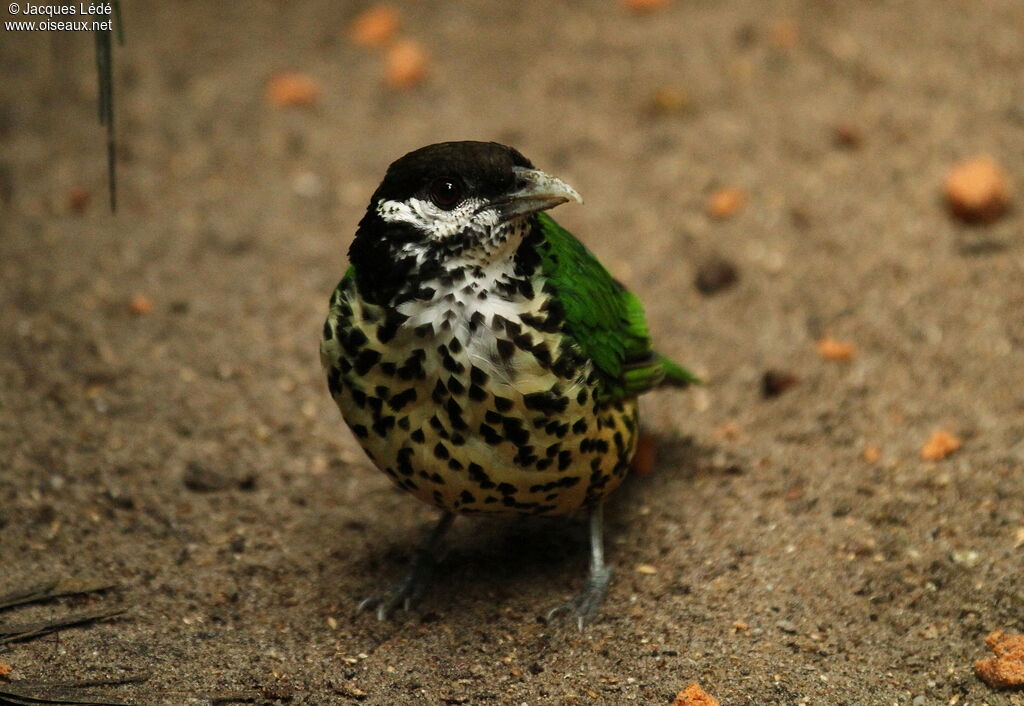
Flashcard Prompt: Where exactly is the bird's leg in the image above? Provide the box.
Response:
[359,512,456,621]
[546,502,613,630]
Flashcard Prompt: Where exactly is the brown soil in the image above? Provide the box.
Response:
[3,1,1023,704]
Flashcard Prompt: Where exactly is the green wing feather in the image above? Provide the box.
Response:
[534,212,699,400]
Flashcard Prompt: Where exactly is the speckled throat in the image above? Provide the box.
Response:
[320,220,639,517]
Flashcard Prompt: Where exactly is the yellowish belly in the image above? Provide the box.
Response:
[321,280,639,517]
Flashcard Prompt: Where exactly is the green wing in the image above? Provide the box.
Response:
[534,212,699,400]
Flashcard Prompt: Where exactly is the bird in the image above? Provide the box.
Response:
[320,141,697,627]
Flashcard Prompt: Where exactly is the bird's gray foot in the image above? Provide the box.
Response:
[358,512,455,621]
[545,503,612,630]
[546,564,612,630]
[358,561,434,620]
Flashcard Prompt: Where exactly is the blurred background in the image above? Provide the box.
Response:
[2,1,1023,704]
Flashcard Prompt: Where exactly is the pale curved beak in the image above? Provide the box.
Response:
[486,166,583,221]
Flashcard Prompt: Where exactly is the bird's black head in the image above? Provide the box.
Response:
[348,141,581,305]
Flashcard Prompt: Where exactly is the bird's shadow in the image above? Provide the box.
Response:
[326,433,719,621]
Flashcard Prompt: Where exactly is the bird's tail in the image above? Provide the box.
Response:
[657,354,702,388]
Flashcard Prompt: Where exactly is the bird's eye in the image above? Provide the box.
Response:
[429,178,463,210]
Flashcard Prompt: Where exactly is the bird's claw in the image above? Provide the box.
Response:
[545,565,612,630]
[358,513,455,622]
[358,555,435,621]
[357,587,416,621]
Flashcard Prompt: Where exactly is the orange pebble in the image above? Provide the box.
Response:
[945,156,1012,223]
[816,337,855,362]
[987,630,1024,660]
[265,72,321,108]
[673,683,720,706]
[129,294,153,316]
[920,430,961,461]
[349,4,400,48]
[975,631,1024,688]
[863,445,881,463]
[68,186,91,213]
[622,0,670,13]
[385,40,427,89]
[706,187,746,219]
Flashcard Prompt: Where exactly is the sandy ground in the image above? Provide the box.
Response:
[3,1,1024,704]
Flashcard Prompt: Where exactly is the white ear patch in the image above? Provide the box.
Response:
[377,197,490,240]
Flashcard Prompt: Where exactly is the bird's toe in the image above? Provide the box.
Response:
[545,565,612,630]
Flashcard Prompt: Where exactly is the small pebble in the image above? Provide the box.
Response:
[673,683,720,706]
[921,430,961,461]
[68,186,91,213]
[648,87,691,115]
[695,257,739,295]
[832,123,863,149]
[706,187,746,219]
[385,40,427,89]
[816,336,855,362]
[761,370,799,398]
[621,0,671,13]
[265,72,321,108]
[951,549,980,567]
[975,630,1024,688]
[944,155,1012,224]
[349,4,400,48]
[335,683,368,700]
[776,619,798,634]
[183,461,255,493]
[129,294,154,315]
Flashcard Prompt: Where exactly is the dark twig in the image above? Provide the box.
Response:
[206,690,294,704]
[31,675,150,690]
[0,583,59,612]
[0,684,132,704]
[0,674,148,705]
[0,582,117,613]
[0,683,133,706]
[93,0,123,211]
[0,608,126,645]
[206,695,260,704]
